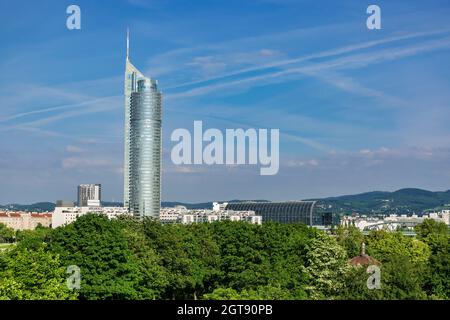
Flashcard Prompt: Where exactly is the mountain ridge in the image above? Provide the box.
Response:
[1,188,450,214]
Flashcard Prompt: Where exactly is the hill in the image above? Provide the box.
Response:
[312,188,450,214]
[1,189,449,214]
[0,202,56,212]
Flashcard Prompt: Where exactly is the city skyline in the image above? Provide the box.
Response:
[1,1,450,204]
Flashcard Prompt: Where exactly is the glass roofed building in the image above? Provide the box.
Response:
[225,201,318,225]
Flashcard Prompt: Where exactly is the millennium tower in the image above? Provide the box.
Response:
[124,31,162,217]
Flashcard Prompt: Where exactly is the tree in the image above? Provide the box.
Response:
[378,255,427,300]
[141,219,221,299]
[48,214,145,299]
[203,288,241,300]
[303,232,350,299]
[334,225,364,257]
[204,285,294,300]
[0,215,445,301]
[415,219,448,239]
[210,221,271,292]
[258,222,313,299]
[364,230,430,299]
[366,230,430,264]
[0,223,15,243]
[0,247,76,300]
[339,255,427,300]
[415,219,449,299]
[184,223,221,299]
[0,277,24,300]
[339,265,383,300]
[117,216,168,299]
[15,225,52,250]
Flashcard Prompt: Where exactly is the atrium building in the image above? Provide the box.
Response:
[224,201,320,225]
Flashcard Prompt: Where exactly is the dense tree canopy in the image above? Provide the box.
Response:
[0,215,448,300]
[334,225,364,257]
[415,219,450,299]
[0,223,15,243]
[0,247,76,300]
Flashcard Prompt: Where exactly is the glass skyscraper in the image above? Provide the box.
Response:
[124,31,162,217]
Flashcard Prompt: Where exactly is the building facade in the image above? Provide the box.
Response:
[124,31,162,218]
[341,210,450,231]
[0,212,52,230]
[77,184,101,207]
[225,201,318,225]
[52,206,130,228]
[159,206,262,225]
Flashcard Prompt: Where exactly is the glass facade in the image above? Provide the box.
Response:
[225,201,317,225]
[129,78,162,217]
[124,58,146,209]
[124,48,162,217]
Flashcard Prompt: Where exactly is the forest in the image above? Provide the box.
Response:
[0,215,448,300]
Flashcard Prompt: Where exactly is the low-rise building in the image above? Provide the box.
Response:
[160,206,262,225]
[52,200,263,227]
[0,212,52,230]
[224,200,318,225]
[52,205,130,228]
[341,210,450,231]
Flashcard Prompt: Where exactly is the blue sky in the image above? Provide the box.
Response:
[1,0,450,203]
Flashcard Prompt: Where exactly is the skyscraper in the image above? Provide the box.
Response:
[124,31,162,217]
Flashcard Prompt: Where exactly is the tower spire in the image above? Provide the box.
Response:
[126,28,130,60]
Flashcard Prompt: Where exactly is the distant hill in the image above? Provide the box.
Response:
[0,202,56,212]
[311,188,450,214]
[1,189,449,214]
[0,199,269,212]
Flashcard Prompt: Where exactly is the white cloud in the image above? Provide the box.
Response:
[287,159,319,167]
[163,28,450,90]
[62,157,113,169]
[66,145,83,153]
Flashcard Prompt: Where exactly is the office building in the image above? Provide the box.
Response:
[124,30,162,217]
[224,201,318,225]
[77,184,101,207]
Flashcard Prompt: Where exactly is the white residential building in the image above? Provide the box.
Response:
[213,202,228,212]
[341,210,450,231]
[52,203,263,228]
[160,206,262,225]
[52,205,130,228]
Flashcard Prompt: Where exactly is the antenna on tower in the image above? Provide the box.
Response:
[126,28,130,60]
